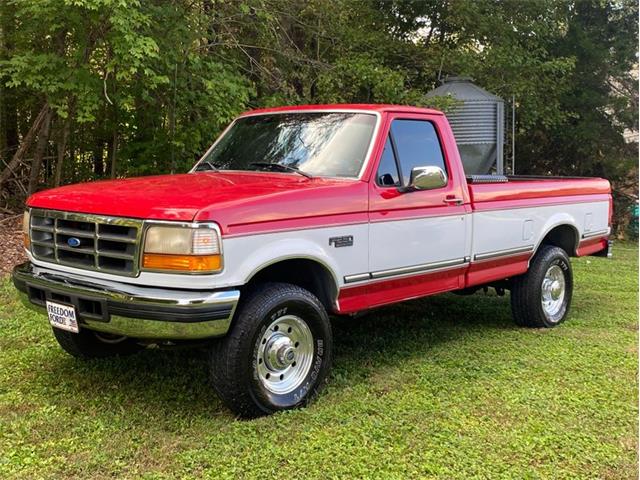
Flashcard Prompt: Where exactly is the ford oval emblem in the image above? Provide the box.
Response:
[67,237,81,248]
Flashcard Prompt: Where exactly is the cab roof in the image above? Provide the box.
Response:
[240,103,444,117]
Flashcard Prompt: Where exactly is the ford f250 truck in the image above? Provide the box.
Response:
[12,104,612,417]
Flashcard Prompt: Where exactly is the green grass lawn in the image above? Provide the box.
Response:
[0,244,637,479]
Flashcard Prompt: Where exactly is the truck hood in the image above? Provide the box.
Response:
[27,172,367,232]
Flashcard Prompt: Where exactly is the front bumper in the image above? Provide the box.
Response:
[12,261,240,340]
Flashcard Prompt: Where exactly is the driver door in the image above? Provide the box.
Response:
[366,113,470,307]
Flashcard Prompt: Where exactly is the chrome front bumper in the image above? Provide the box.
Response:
[12,262,240,340]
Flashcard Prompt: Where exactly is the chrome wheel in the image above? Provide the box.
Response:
[541,264,566,318]
[256,315,314,395]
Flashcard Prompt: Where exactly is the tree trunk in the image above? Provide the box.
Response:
[28,108,52,194]
[3,95,19,158]
[93,143,104,176]
[0,103,49,188]
[109,130,118,178]
[54,114,71,187]
[0,1,18,164]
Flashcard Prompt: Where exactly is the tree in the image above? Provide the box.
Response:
[0,0,636,230]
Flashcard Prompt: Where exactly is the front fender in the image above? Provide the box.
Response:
[243,238,341,287]
[214,223,369,290]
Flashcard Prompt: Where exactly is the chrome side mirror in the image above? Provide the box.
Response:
[404,166,448,191]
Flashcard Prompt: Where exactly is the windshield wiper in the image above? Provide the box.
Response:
[194,161,218,172]
[248,162,313,179]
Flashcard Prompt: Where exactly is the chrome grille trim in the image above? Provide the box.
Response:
[29,209,143,277]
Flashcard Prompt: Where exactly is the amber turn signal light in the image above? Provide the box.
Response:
[22,211,31,249]
[142,253,221,272]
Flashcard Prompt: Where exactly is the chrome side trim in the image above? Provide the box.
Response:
[344,273,371,284]
[581,228,610,239]
[343,257,468,285]
[473,245,534,261]
[344,247,536,286]
[370,258,467,280]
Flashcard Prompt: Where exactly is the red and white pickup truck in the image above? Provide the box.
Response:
[13,104,612,417]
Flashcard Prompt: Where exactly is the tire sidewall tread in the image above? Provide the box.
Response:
[209,282,332,418]
[511,245,573,328]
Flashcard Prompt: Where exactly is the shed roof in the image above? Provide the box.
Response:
[425,77,503,102]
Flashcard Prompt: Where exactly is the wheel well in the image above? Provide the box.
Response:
[245,259,338,312]
[539,224,579,256]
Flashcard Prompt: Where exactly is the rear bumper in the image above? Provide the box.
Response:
[590,239,613,258]
[12,261,240,340]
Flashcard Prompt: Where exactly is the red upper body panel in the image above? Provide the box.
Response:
[27,171,367,231]
[26,104,611,234]
[469,178,611,204]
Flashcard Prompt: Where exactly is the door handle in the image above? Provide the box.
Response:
[444,195,464,206]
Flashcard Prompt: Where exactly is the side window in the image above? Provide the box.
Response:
[390,119,446,186]
[376,135,400,186]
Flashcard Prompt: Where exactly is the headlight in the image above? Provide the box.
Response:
[142,224,222,273]
[23,210,30,249]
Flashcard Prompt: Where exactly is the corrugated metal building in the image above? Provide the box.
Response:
[426,77,504,175]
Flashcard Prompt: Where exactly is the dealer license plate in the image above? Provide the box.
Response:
[46,301,79,333]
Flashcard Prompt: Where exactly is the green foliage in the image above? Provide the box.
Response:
[419,95,463,113]
[0,0,637,221]
[1,0,165,122]
[0,244,637,478]
[315,54,418,104]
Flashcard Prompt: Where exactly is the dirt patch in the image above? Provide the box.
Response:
[0,214,26,276]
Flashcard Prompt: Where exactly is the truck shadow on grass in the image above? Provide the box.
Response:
[40,292,515,419]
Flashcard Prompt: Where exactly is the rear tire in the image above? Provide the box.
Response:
[52,328,142,359]
[511,245,573,328]
[209,282,333,418]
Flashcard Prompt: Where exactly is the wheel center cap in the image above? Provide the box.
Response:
[265,335,295,370]
[550,281,562,300]
[284,349,295,362]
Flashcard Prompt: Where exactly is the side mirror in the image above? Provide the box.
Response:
[403,166,448,191]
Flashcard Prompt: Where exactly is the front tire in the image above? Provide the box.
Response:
[511,245,573,328]
[52,328,142,358]
[209,282,333,418]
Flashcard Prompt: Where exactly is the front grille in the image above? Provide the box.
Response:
[29,209,143,277]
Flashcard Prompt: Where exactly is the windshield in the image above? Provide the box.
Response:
[194,112,377,178]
